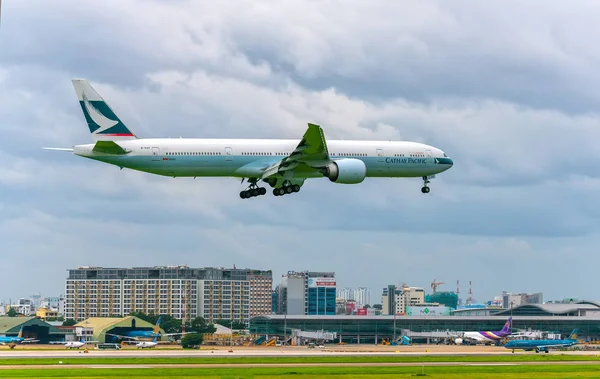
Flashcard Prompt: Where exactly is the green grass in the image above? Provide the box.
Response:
[1,365,600,378]
[0,354,598,366]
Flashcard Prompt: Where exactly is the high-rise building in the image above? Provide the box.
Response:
[502,292,543,309]
[275,271,336,315]
[337,287,353,301]
[65,266,272,323]
[353,287,371,307]
[381,285,425,315]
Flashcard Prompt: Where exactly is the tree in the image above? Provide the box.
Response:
[372,304,383,310]
[364,304,371,309]
[62,318,77,326]
[6,308,17,317]
[181,333,203,349]
[186,317,216,334]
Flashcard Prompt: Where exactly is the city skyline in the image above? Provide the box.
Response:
[2,1,600,302]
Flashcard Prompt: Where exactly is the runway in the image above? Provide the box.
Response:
[0,344,599,358]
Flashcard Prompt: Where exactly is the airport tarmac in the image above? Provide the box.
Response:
[1,344,599,358]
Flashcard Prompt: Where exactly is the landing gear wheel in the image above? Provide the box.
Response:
[292,184,301,192]
[259,187,267,195]
[421,186,430,194]
[285,186,293,194]
[240,191,247,199]
[251,188,259,197]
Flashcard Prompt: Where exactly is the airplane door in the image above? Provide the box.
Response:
[376,149,384,162]
[425,149,432,157]
[152,147,160,161]
[225,147,233,161]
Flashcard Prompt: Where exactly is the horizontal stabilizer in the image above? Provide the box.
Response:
[43,147,74,152]
[93,141,129,155]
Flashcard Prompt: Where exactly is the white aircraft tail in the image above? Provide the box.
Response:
[72,79,137,142]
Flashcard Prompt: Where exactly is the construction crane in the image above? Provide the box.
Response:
[431,279,444,294]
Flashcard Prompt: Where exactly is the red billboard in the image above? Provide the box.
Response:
[357,308,368,316]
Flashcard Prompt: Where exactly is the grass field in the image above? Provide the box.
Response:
[0,354,598,365]
[2,365,600,379]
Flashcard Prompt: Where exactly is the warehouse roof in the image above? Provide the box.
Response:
[76,316,164,343]
[0,317,63,335]
[76,316,160,333]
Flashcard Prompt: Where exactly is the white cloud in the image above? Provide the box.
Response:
[1,0,600,302]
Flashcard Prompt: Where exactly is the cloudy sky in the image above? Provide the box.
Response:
[1,0,599,306]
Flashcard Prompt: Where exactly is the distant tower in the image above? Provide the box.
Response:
[456,280,460,295]
[467,281,473,306]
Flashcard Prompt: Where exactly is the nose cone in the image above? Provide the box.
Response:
[435,156,454,168]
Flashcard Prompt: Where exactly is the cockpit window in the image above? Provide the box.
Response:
[443,153,448,157]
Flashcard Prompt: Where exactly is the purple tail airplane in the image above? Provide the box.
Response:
[455,317,512,345]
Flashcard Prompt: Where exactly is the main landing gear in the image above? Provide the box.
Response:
[273,183,301,196]
[240,179,267,199]
[421,175,432,194]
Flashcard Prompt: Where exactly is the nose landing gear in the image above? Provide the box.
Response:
[421,175,433,193]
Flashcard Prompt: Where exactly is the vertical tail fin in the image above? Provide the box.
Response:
[153,316,162,334]
[71,79,137,141]
[17,326,23,339]
[500,317,512,334]
[569,329,579,340]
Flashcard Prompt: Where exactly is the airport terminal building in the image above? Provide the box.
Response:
[250,302,600,343]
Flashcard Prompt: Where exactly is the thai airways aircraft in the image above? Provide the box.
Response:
[0,326,38,348]
[504,329,579,353]
[455,317,512,345]
[45,80,454,198]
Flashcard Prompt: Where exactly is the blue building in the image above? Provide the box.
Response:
[275,271,336,315]
[307,277,336,315]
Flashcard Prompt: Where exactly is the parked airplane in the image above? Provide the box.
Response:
[504,329,580,353]
[65,336,99,349]
[135,335,160,349]
[106,316,190,343]
[0,326,38,348]
[122,316,162,339]
[455,317,512,345]
[44,79,454,198]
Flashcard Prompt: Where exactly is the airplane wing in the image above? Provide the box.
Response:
[536,343,576,349]
[261,123,331,181]
[162,332,194,337]
[105,333,140,340]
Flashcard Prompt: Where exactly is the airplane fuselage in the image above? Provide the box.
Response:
[73,138,454,179]
[0,337,23,344]
[504,339,577,351]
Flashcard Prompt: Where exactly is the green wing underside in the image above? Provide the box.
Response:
[262,123,330,179]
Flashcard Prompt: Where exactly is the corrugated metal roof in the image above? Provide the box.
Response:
[0,317,64,334]
[0,317,35,334]
[75,316,164,343]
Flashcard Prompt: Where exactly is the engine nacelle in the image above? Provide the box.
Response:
[324,158,367,184]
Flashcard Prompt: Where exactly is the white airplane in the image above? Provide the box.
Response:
[65,336,99,349]
[110,335,162,349]
[45,79,454,197]
[455,317,513,345]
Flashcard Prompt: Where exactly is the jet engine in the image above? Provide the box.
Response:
[323,158,366,184]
